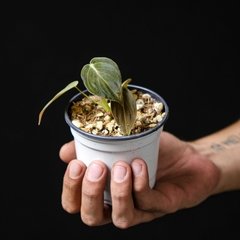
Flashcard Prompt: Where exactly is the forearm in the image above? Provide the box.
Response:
[190,120,240,194]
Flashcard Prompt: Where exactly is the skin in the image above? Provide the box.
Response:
[59,120,240,229]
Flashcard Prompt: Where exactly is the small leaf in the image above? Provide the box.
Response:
[81,57,122,103]
[111,86,137,135]
[97,97,111,112]
[38,80,79,125]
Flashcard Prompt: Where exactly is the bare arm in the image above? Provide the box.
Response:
[190,120,240,194]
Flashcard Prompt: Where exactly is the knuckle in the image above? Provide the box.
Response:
[133,177,148,192]
[82,188,99,199]
[63,178,79,191]
[112,190,129,201]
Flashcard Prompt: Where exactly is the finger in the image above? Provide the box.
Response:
[110,161,135,228]
[81,160,111,226]
[131,159,153,209]
[131,159,179,214]
[131,159,166,217]
[59,141,76,163]
[111,161,157,229]
[61,160,86,213]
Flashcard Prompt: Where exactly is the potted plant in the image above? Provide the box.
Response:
[38,57,169,204]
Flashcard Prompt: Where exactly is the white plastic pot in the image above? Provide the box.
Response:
[65,85,169,205]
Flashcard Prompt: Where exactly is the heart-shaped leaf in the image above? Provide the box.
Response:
[81,57,122,103]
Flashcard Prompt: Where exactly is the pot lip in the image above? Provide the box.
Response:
[64,84,169,141]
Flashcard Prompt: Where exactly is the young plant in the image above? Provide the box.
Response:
[38,57,137,136]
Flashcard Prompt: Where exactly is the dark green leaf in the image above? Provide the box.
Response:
[81,57,122,103]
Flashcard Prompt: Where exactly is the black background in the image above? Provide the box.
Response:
[4,6,240,239]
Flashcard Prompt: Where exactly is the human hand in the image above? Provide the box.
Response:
[59,131,220,228]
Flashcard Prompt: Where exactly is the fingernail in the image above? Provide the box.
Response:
[113,165,127,183]
[87,162,104,182]
[132,161,142,176]
[69,161,82,179]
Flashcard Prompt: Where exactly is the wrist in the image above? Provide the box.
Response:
[190,128,240,195]
[209,146,240,194]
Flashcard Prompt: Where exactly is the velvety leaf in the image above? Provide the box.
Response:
[81,57,122,103]
[111,86,137,135]
[38,81,79,125]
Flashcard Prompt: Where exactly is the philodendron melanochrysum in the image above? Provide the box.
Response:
[38,57,137,136]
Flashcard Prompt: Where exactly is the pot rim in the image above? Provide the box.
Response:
[64,84,169,141]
